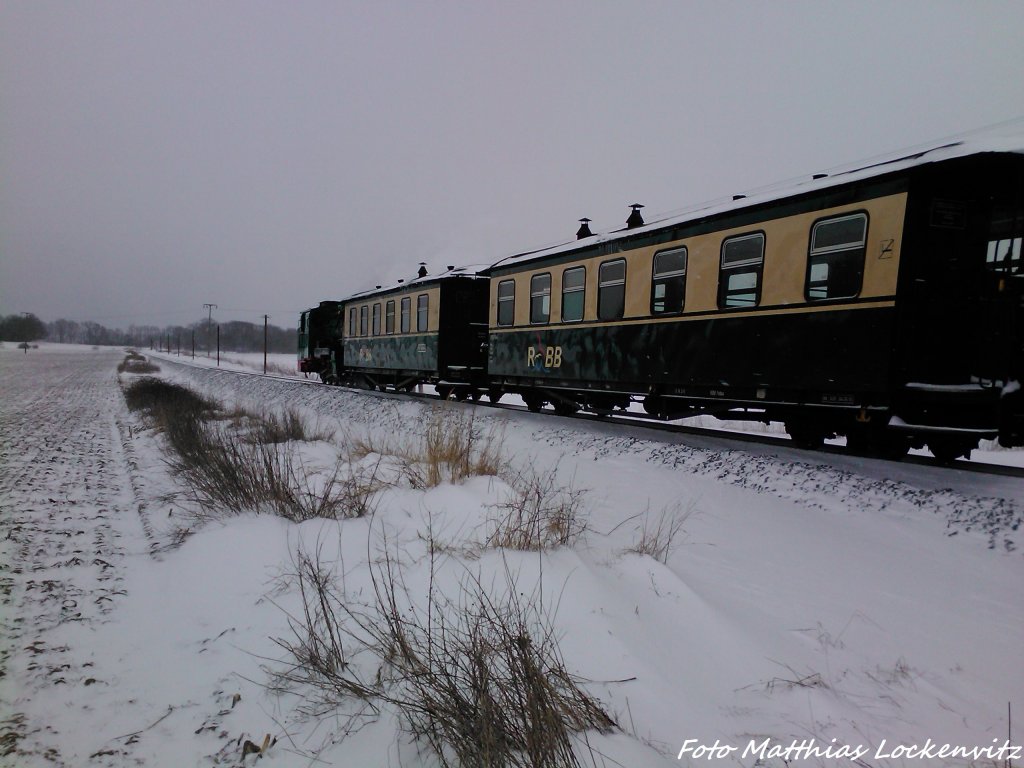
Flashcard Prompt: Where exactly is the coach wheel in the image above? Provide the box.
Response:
[470,391,483,402]
[876,433,911,460]
[324,374,339,386]
[523,394,544,413]
[586,394,618,417]
[488,389,504,404]
[642,395,667,420]
[436,385,453,401]
[846,425,911,460]
[785,421,828,450]
[927,436,974,464]
[553,400,578,416]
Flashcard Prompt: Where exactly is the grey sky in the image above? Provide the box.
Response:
[2,1,1022,329]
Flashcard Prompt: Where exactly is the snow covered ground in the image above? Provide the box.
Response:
[1,344,1022,767]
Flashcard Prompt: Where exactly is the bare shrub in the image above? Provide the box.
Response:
[625,501,695,563]
[485,465,587,550]
[120,359,161,374]
[118,351,161,374]
[123,379,367,521]
[270,545,378,718]
[122,378,215,427]
[272,543,615,766]
[336,456,386,519]
[166,421,363,522]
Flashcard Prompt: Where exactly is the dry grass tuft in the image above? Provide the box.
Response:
[404,408,505,488]
[254,408,333,444]
[624,501,695,563]
[351,406,505,490]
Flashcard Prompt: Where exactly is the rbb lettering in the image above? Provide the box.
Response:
[526,345,563,369]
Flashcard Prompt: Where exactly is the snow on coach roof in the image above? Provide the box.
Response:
[493,122,1024,270]
[344,264,489,303]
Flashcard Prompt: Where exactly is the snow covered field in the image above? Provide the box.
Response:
[1,345,1022,767]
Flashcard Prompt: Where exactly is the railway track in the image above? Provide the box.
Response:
[150,352,1024,479]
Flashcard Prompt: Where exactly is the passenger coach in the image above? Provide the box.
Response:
[339,266,489,397]
[484,139,1024,461]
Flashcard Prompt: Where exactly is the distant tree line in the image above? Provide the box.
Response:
[0,314,296,354]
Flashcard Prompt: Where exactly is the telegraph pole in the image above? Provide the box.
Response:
[203,303,217,357]
[20,312,30,352]
[263,315,269,374]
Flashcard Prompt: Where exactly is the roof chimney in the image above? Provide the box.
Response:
[626,204,644,229]
[417,263,428,278]
[576,217,593,239]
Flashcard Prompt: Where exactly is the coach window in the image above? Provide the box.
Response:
[598,259,626,320]
[372,303,381,336]
[986,204,1023,274]
[988,237,1023,273]
[359,305,368,336]
[719,233,765,308]
[417,294,429,332]
[651,247,687,314]
[348,307,357,336]
[497,279,515,326]
[385,300,395,334]
[807,213,868,300]
[561,266,585,322]
[400,297,411,334]
[530,273,551,324]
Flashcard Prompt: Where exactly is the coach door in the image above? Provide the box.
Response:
[981,197,1024,381]
[896,157,1024,388]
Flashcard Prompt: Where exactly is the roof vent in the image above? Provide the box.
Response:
[417,263,428,278]
[397,279,404,283]
[576,217,593,239]
[732,194,746,201]
[626,204,644,229]
[447,265,454,271]
[813,173,828,180]
[376,285,381,289]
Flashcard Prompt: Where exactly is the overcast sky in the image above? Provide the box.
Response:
[2,1,1023,329]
